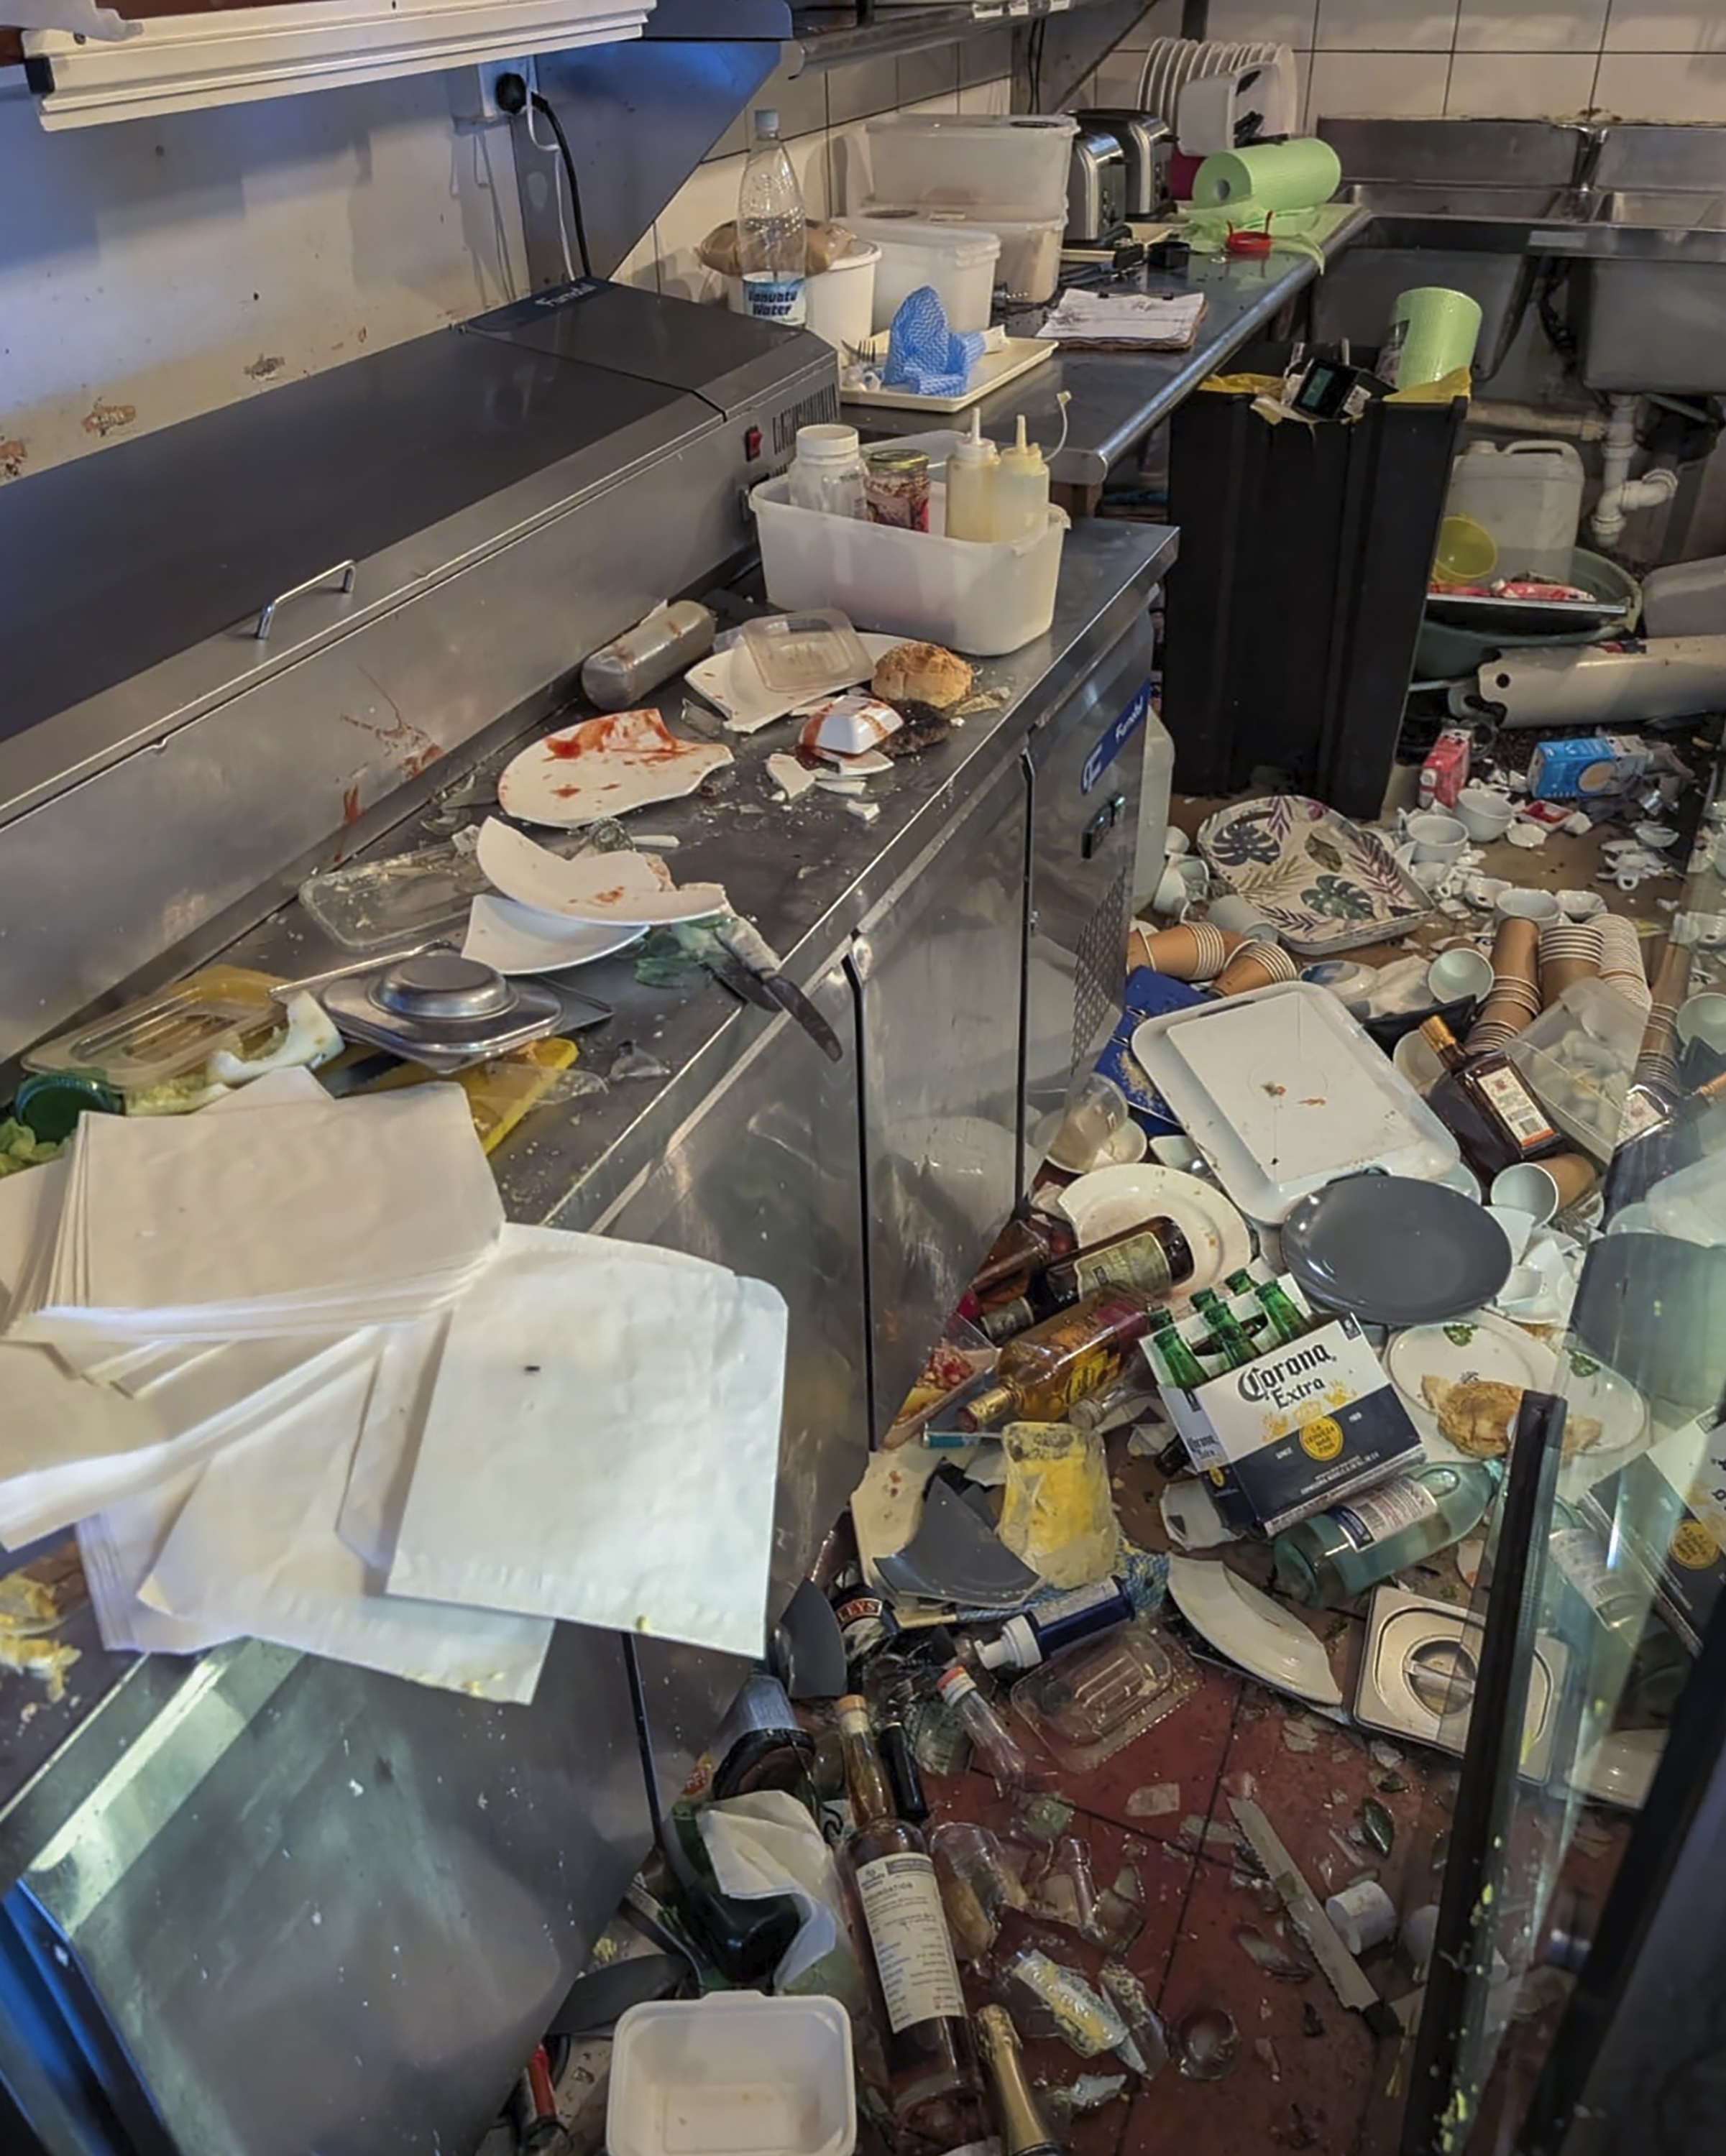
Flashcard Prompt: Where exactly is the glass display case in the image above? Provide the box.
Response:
[1390,760,1726,2156]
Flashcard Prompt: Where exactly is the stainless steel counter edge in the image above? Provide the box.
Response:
[0,516,1176,1876]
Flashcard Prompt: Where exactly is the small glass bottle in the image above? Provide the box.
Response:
[976,2006,1061,2156]
[837,1695,981,2121]
[1192,1287,1257,1370]
[1421,1015,1562,1177]
[787,423,866,520]
[1272,1460,1502,1608]
[935,1664,1034,1791]
[958,1286,1159,1429]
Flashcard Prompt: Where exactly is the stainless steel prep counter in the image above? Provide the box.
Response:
[844,207,1369,506]
[0,518,1176,2156]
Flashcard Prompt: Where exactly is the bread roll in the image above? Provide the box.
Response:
[871,641,973,711]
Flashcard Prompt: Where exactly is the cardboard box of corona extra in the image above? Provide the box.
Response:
[1149,1312,1423,1537]
[1582,1414,1726,1655]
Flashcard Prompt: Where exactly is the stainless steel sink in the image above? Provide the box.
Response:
[1318,118,1726,394]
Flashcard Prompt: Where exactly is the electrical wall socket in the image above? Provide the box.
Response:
[451,55,535,130]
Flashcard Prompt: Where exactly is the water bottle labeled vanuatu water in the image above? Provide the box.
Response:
[738,109,807,326]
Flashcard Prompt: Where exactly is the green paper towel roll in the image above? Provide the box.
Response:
[1190,138,1343,214]
[1382,286,1482,389]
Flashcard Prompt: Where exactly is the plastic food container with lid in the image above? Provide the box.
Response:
[607,1994,855,2156]
[841,214,1000,333]
[858,113,1077,221]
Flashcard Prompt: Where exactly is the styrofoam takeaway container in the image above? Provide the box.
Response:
[607,1994,855,2156]
[841,214,1000,333]
[859,113,1077,220]
[752,476,1068,656]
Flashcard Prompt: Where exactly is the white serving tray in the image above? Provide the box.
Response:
[1129,981,1460,1222]
[843,333,1055,413]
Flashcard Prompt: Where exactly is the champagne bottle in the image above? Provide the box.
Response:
[1272,1460,1501,1609]
[958,1286,1159,1430]
[976,2006,1061,2156]
[837,1695,981,2120]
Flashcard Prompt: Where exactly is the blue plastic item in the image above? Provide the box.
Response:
[882,285,986,399]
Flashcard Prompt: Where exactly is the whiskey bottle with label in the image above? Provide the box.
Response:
[976,1215,1196,1343]
[837,1695,981,2121]
[958,1285,1160,1429]
[1604,1069,1726,1215]
[1420,1015,1561,1177]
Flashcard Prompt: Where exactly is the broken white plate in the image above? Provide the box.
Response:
[497,709,731,828]
[766,752,818,803]
[463,893,646,975]
[797,694,902,758]
[689,631,899,734]
[1165,1554,1343,1706]
[475,819,727,926]
[1160,1478,1238,1550]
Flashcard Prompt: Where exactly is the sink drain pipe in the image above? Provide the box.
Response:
[1592,393,1679,544]
[1469,400,1607,442]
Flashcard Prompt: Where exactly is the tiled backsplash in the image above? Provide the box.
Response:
[617,36,1014,302]
[1075,0,1726,127]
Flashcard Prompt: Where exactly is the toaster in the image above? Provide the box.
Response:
[1075,109,1173,221]
[1066,126,1128,247]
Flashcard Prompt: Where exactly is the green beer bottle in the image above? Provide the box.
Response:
[1193,1287,1257,1370]
[1145,1307,1207,1392]
[1223,1268,1309,1346]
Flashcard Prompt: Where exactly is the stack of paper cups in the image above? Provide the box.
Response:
[1539,921,1602,1007]
[1597,913,1651,1010]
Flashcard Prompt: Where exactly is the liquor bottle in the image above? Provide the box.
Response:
[976,1215,1195,1342]
[971,1212,1076,1308]
[1272,1460,1501,1609]
[934,1664,1034,1789]
[1420,1015,1562,1177]
[1604,1069,1726,1214]
[1143,1307,1208,1392]
[958,1285,1161,1429]
[970,1577,1137,1672]
[736,110,807,325]
[1192,1287,1257,1370]
[1223,1267,1310,1346]
[836,1695,981,2119]
[976,2006,1061,2156]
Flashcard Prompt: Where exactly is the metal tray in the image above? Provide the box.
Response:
[1354,1583,1567,1784]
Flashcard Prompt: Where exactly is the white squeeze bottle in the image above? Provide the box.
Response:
[996,415,1050,541]
[944,410,1002,542]
[737,109,807,326]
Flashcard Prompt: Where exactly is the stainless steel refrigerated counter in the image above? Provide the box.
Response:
[0,281,1175,2156]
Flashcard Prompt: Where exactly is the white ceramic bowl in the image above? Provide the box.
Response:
[1495,888,1563,927]
[1426,946,1494,1005]
[1456,788,1515,843]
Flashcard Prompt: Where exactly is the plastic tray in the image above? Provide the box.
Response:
[751,476,1067,657]
[608,1994,855,2156]
[23,966,282,1089]
[1129,982,1461,1222]
[738,608,872,696]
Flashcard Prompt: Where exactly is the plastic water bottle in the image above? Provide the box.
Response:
[738,109,807,326]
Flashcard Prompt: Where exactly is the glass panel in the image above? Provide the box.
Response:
[1405,764,1726,2152]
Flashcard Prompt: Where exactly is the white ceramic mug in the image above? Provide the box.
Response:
[1409,812,1468,865]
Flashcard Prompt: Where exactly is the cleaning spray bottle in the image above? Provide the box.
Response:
[944,409,1002,542]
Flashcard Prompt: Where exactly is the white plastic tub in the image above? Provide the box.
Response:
[752,475,1068,655]
[842,214,1000,333]
[725,244,882,351]
[608,1994,855,2156]
[859,113,1077,221]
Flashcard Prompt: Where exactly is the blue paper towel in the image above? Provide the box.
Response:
[883,285,986,399]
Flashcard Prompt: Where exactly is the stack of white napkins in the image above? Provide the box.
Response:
[1,1069,789,1705]
[1035,289,1208,349]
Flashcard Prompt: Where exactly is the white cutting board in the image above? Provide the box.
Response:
[1131,982,1459,1222]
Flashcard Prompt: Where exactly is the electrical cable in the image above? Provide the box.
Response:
[531,88,592,282]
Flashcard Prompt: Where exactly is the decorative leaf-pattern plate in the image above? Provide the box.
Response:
[1198,795,1432,956]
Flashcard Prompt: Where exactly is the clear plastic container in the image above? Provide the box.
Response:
[738,109,808,326]
[1505,977,1645,1159]
[842,214,1001,334]
[1009,1620,1197,1774]
[738,607,873,696]
[751,476,1068,657]
[858,114,1078,221]
[24,966,282,1088]
[608,1994,855,2156]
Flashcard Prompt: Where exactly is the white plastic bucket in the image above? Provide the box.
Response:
[807,242,880,350]
[752,474,1068,655]
[608,1994,855,2156]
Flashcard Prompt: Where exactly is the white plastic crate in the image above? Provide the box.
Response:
[751,476,1068,657]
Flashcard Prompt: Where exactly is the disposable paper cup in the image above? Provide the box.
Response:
[1491,918,1541,976]
[1135,923,1234,982]
[1324,1878,1397,1957]
[1495,889,1563,928]
[1492,1155,1597,1225]
[1215,939,1297,997]
[1489,977,1542,1015]
[1541,957,1600,1005]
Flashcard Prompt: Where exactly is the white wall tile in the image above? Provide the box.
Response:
[1092,51,1156,108]
[958,75,1014,116]
[1203,0,1319,43]
[653,152,744,305]
[614,224,662,293]
[1594,50,1726,117]
[1308,50,1453,114]
[1114,0,1197,53]
[1446,51,1602,114]
[1602,1,1726,52]
[1454,1,1608,50]
[1317,0,1459,50]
